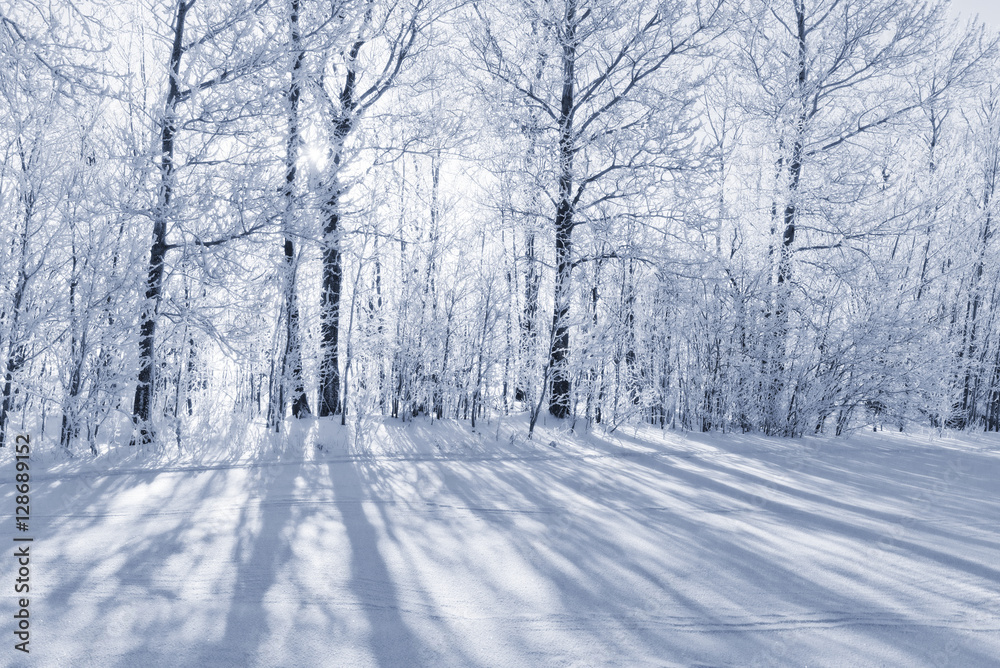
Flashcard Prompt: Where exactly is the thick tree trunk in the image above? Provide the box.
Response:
[317,30,364,418]
[547,0,577,419]
[132,0,189,444]
[318,187,344,417]
[549,198,573,418]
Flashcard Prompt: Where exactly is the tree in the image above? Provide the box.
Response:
[472,0,724,425]
[0,7,103,448]
[310,0,432,418]
[130,0,276,443]
[737,0,991,434]
[269,0,312,429]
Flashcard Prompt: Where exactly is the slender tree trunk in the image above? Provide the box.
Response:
[274,0,311,427]
[517,8,548,408]
[373,243,386,414]
[957,185,993,427]
[471,282,493,430]
[60,233,82,453]
[0,142,35,448]
[341,252,366,427]
[915,108,943,303]
[515,232,540,403]
[623,260,638,406]
[768,0,807,436]
[502,229,514,414]
[427,152,444,417]
[0,262,27,450]
[585,258,601,424]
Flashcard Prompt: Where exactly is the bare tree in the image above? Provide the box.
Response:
[312,0,432,417]
[269,0,312,430]
[472,0,723,426]
[131,0,276,444]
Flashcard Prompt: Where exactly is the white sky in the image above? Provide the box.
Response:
[949,0,1000,28]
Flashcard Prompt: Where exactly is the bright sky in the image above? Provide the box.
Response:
[949,0,1000,28]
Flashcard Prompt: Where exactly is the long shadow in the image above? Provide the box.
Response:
[13,419,998,666]
[680,449,1000,551]
[584,431,1000,553]
[3,455,262,665]
[428,431,1000,661]
[204,454,304,664]
[598,443,1000,586]
[418,454,785,662]
[329,455,424,667]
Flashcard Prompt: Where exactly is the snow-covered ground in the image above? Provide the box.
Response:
[3,416,999,667]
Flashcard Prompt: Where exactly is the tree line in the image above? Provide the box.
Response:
[1,0,998,453]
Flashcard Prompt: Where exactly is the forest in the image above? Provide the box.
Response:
[4,3,1000,666]
[2,0,999,454]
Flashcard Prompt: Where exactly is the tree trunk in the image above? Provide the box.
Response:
[60,233,83,453]
[0,266,26,450]
[132,0,189,444]
[547,0,578,419]
[768,0,807,436]
[0,139,36,448]
[518,231,540,404]
[274,0,311,427]
[318,185,344,417]
[318,30,365,418]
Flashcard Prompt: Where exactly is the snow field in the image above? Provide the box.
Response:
[2,417,999,667]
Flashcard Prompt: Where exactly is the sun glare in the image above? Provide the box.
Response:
[305,144,327,171]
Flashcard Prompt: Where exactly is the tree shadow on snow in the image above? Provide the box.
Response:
[327,455,426,667]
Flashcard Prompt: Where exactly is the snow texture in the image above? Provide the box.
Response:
[3,417,999,667]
